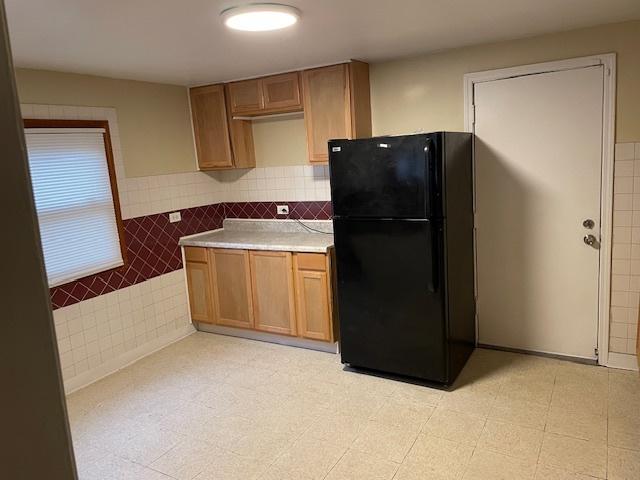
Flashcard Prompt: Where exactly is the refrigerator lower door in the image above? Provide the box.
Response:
[333,218,447,382]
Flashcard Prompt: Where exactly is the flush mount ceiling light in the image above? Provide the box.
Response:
[221,3,300,31]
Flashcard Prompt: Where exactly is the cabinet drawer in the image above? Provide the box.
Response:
[295,253,326,271]
[184,246,208,263]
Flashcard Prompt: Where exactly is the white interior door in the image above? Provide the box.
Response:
[474,65,604,359]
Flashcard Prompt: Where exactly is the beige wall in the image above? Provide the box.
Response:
[371,20,640,143]
[14,68,197,177]
[13,20,640,174]
[252,20,640,166]
[251,115,308,167]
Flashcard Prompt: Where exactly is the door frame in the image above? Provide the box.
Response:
[463,54,616,366]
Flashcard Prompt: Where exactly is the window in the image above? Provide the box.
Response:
[23,120,126,287]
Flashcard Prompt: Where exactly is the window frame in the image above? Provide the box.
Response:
[23,118,128,282]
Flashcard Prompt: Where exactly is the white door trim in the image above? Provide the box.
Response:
[463,54,616,367]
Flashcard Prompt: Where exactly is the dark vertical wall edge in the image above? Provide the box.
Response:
[0,1,78,478]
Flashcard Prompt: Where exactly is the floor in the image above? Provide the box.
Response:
[67,332,640,480]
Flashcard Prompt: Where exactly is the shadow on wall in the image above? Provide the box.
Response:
[475,137,538,348]
[203,165,329,183]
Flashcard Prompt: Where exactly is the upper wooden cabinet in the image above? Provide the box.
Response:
[189,85,233,169]
[189,61,370,167]
[224,86,257,170]
[189,84,255,171]
[302,61,372,164]
[228,72,302,116]
[227,79,264,114]
[262,73,302,112]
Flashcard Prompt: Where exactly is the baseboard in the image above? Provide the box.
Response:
[606,351,639,371]
[63,324,196,394]
[478,343,598,365]
[196,323,339,354]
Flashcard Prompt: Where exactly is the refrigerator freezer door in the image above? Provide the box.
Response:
[333,218,447,382]
[329,134,440,219]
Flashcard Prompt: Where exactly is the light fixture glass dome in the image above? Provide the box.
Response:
[221,4,300,32]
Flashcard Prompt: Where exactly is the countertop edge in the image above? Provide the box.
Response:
[179,228,224,243]
[179,240,331,253]
[178,227,333,253]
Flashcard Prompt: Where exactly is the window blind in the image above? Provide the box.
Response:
[24,128,124,287]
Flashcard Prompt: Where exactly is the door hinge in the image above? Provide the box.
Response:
[594,347,599,358]
[471,104,476,125]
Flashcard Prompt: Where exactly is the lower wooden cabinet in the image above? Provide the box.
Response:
[184,247,214,324]
[294,253,334,341]
[250,251,297,336]
[185,247,335,343]
[209,249,254,329]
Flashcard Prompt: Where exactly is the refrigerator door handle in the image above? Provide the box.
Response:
[427,223,439,293]
[424,138,437,217]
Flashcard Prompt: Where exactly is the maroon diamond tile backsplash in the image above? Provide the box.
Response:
[50,201,331,309]
[224,201,332,220]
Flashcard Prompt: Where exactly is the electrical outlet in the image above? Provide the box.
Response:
[276,204,289,215]
[169,211,181,223]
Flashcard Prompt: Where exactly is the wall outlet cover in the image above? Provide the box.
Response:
[276,205,289,215]
[169,211,181,223]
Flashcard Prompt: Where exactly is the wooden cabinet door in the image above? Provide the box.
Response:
[637,317,640,363]
[249,251,297,336]
[262,72,302,112]
[228,79,264,115]
[185,247,214,324]
[189,84,233,169]
[209,249,254,328]
[224,85,256,169]
[348,60,372,139]
[294,254,333,341]
[302,64,352,164]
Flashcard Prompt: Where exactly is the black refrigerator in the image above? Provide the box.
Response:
[329,132,475,385]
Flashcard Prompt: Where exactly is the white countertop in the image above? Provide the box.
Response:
[179,219,334,253]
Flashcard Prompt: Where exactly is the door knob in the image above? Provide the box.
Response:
[583,219,595,229]
[583,234,598,248]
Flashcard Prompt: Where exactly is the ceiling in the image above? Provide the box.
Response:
[5,0,640,86]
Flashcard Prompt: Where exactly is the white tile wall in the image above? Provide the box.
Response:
[53,270,190,386]
[219,165,331,203]
[119,171,226,219]
[117,166,329,218]
[611,142,640,355]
